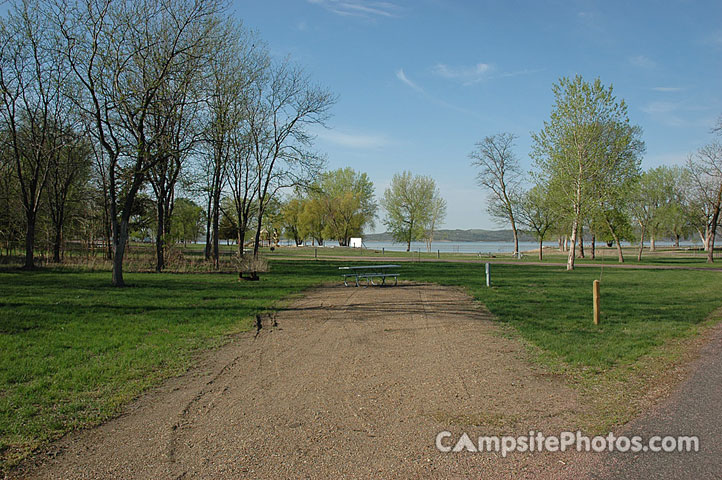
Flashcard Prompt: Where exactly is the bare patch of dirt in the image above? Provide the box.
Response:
[18,283,599,479]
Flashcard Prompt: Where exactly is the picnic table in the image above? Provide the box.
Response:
[339,264,400,287]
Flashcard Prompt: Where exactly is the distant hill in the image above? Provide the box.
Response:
[363,229,537,242]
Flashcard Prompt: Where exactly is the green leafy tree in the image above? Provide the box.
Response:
[381,171,443,252]
[299,197,326,246]
[517,184,555,260]
[171,198,204,246]
[663,166,694,247]
[531,75,644,270]
[314,168,377,246]
[629,167,678,260]
[280,196,307,246]
[424,194,447,252]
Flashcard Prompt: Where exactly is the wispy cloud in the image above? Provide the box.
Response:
[396,69,423,92]
[642,101,681,115]
[652,86,683,92]
[431,62,541,85]
[395,68,485,120]
[307,0,401,18]
[642,101,715,127]
[629,55,656,69]
[315,128,391,149]
[432,62,492,84]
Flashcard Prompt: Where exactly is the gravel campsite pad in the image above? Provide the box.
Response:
[23,284,595,479]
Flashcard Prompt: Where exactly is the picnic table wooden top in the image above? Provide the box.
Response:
[338,264,400,270]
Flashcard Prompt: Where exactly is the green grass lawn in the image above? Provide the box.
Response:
[400,262,722,369]
[80,241,721,268]
[2,259,722,471]
[0,262,336,471]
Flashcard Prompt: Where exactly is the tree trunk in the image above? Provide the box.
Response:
[697,227,709,251]
[209,187,221,268]
[111,222,129,287]
[591,234,596,260]
[578,226,585,258]
[613,235,624,263]
[674,234,680,247]
[511,222,519,258]
[650,233,656,252]
[253,202,264,258]
[204,196,212,260]
[708,187,722,263]
[52,222,63,263]
[708,231,716,263]
[155,202,165,272]
[406,220,413,252]
[707,202,721,263]
[23,212,37,269]
[538,237,543,260]
[567,219,578,271]
[707,231,715,263]
[637,224,646,262]
[236,228,243,257]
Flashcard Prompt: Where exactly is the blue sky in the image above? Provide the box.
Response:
[235,0,722,231]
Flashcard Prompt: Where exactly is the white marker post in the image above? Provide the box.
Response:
[485,263,491,287]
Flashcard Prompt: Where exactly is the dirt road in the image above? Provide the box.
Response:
[21,284,593,479]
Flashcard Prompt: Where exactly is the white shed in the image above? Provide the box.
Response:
[349,237,363,248]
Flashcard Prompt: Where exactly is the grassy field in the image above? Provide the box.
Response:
[0,262,336,471]
[20,240,720,269]
[2,258,722,471]
[401,262,722,368]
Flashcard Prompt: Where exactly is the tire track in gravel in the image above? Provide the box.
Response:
[21,283,589,480]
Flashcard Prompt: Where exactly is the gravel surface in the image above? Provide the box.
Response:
[19,283,605,479]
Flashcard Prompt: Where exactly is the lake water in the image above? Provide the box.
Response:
[362,240,549,254]
[360,239,700,254]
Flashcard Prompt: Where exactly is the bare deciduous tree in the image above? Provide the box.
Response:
[470,132,522,257]
[244,60,335,258]
[55,0,222,285]
[0,0,70,268]
[202,20,267,267]
[687,141,722,263]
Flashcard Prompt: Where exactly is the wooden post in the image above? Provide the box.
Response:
[437,249,440,259]
[314,247,317,260]
[485,263,491,287]
[593,280,600,325]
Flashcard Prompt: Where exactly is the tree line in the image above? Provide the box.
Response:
[0,0,337,285]
[222,168,446,253]
[0,0,450,284]
[473,75,722,268]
